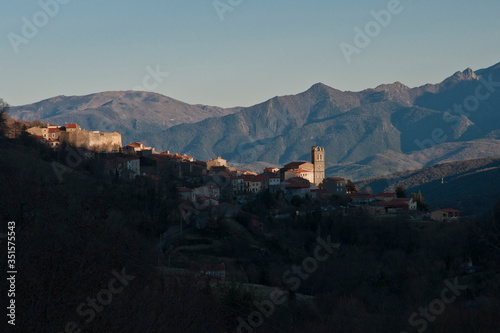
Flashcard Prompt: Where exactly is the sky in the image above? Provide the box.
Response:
[1,0,500,108]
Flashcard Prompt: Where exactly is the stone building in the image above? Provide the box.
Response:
[206,157,227,171]
[279,146,326,186]
[59,130,121,152]
[323,177,346,194]
[27,123,121,152]
[311,146,325,186]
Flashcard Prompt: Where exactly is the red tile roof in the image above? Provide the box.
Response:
[65,123,78,128]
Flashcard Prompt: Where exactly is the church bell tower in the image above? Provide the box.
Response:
[311,146,325,186]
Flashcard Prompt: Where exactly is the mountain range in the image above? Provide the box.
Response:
[8,62,500,180]
[9,91,241,145]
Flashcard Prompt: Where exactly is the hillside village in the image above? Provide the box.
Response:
[26,123,460,224]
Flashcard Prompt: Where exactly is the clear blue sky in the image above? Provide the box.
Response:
[1,0,499,108]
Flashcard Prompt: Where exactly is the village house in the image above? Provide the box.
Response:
[375,192,397,201]
[122,142,155,156]
[261,172,281,192]
[282,178,311,198]
[375,195,417,212]
[281,162,314,184]
[65,123,81,132]
[230,176,244,193]
[263,167,279,174]
[48,127,64,140]
[104,156,140,180]
[283,168,313,183]
[243,175,262,193]
[431,209,460,222]
[157,151,194,162]
[26,125,64,144]
[323,177,347,194]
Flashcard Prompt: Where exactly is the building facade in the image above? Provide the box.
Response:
[324,177,346,194]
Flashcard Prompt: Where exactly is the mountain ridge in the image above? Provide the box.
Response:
[7,62,500,179]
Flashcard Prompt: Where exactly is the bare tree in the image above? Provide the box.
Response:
[0,98,10,137]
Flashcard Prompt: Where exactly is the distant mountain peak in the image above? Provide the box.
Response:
[375,81,410,91]
[451,67,478,80]
[440,67,479,88]
[462,67,477,80]
[308,82,334,92]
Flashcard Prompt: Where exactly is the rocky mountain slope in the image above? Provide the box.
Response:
[8,62,500,179]
[151,62,500,178]
[9,91,242,145]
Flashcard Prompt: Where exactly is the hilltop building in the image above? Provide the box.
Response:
[122,142,155,156]
[26,123,121,152]
[279,146,325,186]
[311,146,325,186]
[206,157,227,171]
